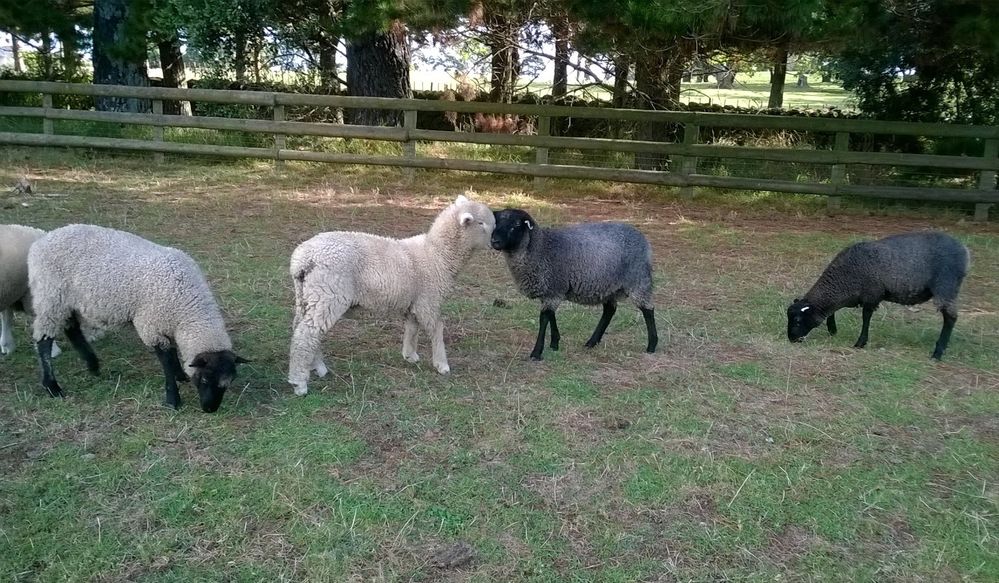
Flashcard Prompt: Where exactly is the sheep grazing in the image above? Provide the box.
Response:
[490,208,658,361]
[787,231,970,360]
[287,194,496,396]
[28,224,248,412]
[1,225,60,358]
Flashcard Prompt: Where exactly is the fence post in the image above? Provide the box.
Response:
[273,103,286,169]
[42,94,53,136]
[534,115,551,189]
[828,131,849,212]
[975,138,998,221]
[403,109,418,182]
[152,100,164,165]
[677,123,699,199]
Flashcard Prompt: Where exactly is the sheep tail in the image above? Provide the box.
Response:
[291,259,314,329]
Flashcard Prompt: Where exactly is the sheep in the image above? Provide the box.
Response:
[490,208,658,361]
[28,224,248,412]
[1,224,60,357]
[786,231,970,360]
[287,194,496,396]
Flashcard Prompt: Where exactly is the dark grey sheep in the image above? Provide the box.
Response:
[490,208,658,360]
[787,231,970,360]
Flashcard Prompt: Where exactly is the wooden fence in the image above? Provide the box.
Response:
[2,80,998,219]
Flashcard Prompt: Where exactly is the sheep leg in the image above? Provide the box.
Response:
[36,336,64,398]
[170,344,189,382]
[530,309,555,361]
[288,299,349,396]
[854,304,877,348]
[641,307,659,353]
[585,301,617,348]
[931,309,957,361]
[154,344,184,410]
[826,312,838,335]
[549,312,561,350]
[402,313,421,363]
[65,316,100,376]
[0,309,13,355]
[416,310,450,374]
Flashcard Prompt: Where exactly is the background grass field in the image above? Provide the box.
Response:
[1,149,996,581]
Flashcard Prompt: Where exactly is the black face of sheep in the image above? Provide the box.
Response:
[189,351,249,413]
[491,209,535,251]
[786,299,824,342]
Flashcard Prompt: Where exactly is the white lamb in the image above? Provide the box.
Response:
[288,194,496,396]
[1,224,60,357]
[28,224,248,412]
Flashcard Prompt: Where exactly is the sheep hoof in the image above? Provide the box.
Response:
[44,382,65,398]
[530,353,543,361]
[931,352,943,361]
[86,361,101,377]
[853,342,867,349]
[404,352,420,364]
[163,397,182,410]
[434,362,450,374]
[584,341,598,349]
[0,341,12,355]
[313,361,329,377]
[291,382,309,396]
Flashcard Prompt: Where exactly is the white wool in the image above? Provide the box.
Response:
[0,224,59,356]
[287,194,495,395]
[28,224,232,373]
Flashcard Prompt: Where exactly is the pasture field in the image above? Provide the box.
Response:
[0,149,996,582]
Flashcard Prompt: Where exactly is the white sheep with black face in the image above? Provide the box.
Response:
[1,224,60,358]
[287,194,496,396]
[28,224,248,412]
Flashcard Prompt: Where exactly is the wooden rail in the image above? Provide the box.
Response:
[2,80,998,218]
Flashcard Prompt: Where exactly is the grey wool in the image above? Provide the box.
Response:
[787,231,970,360]
[28,224,247,412]
[490,208,658,360]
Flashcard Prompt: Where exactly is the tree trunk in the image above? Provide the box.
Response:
[796,73,809,88]
[11,30,21,73]
[821,71,831,83]
[59,28,80,80]
[93,0,150,112]
[487,12,519,103]
[158,35,188,114]
[768,42,789,109]
[252,36,262,84]
[346,25,411,126]
[318,41,339,92]
[551,16,569,98]
[234,29,247,84]
[612,55,630,108]
[634,49,684,170]
[40,34,53,78]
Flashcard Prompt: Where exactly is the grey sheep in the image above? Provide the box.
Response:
[1,224,60,357]
[490,208,658,360]
[787,231,970,360]
[28,224,248,412]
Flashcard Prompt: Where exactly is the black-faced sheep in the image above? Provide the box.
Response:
[787,231,970,360]
[287,194,496,396]
[28,224,248,412]
[490,208,658,360]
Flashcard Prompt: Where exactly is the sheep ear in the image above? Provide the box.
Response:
[459,211,475,226]
[455,194,469,205]
[793,297,802,303]
[189,355,207,369]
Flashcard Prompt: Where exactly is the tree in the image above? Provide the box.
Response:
[93,0,150,111]
[345,25,412,125]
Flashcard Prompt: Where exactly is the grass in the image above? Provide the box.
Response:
[1,148,997,581]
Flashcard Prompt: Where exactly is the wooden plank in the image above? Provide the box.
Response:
[41,94,53,135]
[534,116,551,188]
[828,131,849,211]
[978,138,998,190]
[3,80,999,138]
[273,104,286,168]
[402,109,417,181]
[152,100,164,164]
[677,123,699,199]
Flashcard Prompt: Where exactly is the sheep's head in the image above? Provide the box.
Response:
[491,208,535,252]
[786,298,823,342]
[188,350,250,413]
[450,194,496,251]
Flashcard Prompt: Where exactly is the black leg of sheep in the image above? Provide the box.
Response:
[64,316,100,376]
[155,345,185,410]
[826,312,838,335]
[549,312,561,351]
[854,304,878,348]
[585,301,617,349]
[36,336,64,398]
[932,310,958,360]
[531,309,557,361]
[641,307,658,353]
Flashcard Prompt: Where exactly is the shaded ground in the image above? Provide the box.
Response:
[1,149,996,582]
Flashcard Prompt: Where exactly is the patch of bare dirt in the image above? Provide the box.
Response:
[763,525,825,566]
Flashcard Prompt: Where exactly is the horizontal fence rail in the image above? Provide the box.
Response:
[1,80,998,217]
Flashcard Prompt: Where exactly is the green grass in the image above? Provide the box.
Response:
[1,149,997,581]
